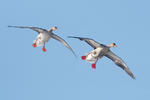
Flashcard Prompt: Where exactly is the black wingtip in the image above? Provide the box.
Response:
[67,36,84,41]
[69,48,77,58]
[8,25,13,27]
[124,68,136,80]
[130,75,135,80]
[67,36,76,38]
[73,52,77,58]
[132,75,136,80]
[8,25,18,28]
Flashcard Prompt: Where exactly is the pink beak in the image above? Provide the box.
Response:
[114,45,117,47]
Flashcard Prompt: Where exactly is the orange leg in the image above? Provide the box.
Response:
[91,59,98,69]
[81,56,86,60]
[81,52,91,60]
[42,43,47,52]
[92,63,96,69]
[32,43,37,48]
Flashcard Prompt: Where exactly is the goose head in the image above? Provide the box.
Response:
[49,26,58,32]
[108,43,117,48]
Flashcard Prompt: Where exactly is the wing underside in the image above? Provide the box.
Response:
[105,51,135,79]
[8,25,46,33]
[68,36,102,49]
[51,34,76,56]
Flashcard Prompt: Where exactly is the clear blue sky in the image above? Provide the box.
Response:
[0,0,150,100]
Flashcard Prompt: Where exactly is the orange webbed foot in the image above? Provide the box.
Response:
[32,43,37,48]
[81,56,86,60]
[42,48,47,52]
[92,63,96,69]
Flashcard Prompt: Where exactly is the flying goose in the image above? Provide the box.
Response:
[8,25,76,56]
[68,36,135,79]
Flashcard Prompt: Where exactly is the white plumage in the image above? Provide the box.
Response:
[85,48,103,63]
[34,33,51,46]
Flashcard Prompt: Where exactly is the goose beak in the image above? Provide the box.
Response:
[55,28,58,30]
[51,27,58,31]
[54,27,58,31]
[114,44,117,47]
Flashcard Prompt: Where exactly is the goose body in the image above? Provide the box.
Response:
[85,47,103,63]
[34,32,51,47]
[68,36,135,79]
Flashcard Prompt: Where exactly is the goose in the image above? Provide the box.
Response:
[68,36,135,79]
[8,25,76,56]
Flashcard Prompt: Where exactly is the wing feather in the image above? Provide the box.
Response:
[51,34,76,56]
[8,25,47,33]
[105,51,135,79]
[68,36,103,49]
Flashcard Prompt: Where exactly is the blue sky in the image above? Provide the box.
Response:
[0,0,150,100]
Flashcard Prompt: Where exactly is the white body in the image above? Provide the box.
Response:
[85,47,103,63]
[34,33,51,46]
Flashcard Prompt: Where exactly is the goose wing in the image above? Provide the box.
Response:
[51,34,76,56]
[68,36,103,49]
[8,25,47,33]
[105,51,135,79]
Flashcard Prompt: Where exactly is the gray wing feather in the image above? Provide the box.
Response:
[68,36,102,49]
[105,51,135,79]
[8,25,47,33]
[51,34,76,56]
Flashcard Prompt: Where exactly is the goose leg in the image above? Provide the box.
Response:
[32,43,37,48]
[91,58,98,69]
[42,42,47,52]
[81,56,86,60]
[81,52,91,60]
[32,39,38,48]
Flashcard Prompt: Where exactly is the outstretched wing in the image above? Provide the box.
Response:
[8,25,47,33]
[68,36,103,49]
[105,51,135,79]
[51,34,76,57]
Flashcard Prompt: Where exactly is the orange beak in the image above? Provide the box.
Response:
[114,45,117,47]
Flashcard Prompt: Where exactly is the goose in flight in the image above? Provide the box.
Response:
[8,25,76,56]
[68,36,135,79]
